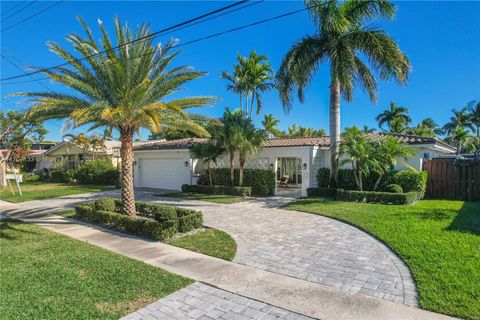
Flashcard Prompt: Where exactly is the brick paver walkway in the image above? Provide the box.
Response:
[143,194,417,306]
[121,282,315,320]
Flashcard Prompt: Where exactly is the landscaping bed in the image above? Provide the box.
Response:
[75,198,203,240]
[156,192,244,204]
[285,197,480,320]
[0,219,192,320]
[0,182,109,203]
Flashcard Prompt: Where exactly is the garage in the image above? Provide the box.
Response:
[136,157,191,190]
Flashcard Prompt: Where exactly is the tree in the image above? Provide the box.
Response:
[261,114,283,138]
[406,117,441,137]
[339,127,378,191]
[467,100,480,149]
[361,125,375,134]
[236,117,264,187]
[442,107,475,136]
[285,124,326,137]
[373,135,414,190]
[376,102,411,133]
[63,133,106,160]
[277,0,410,187]
[222,51,275,118]
[445,127,475,155]
[19,18,214,216]
[191,141,225,186]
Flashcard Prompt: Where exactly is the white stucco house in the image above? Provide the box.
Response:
[133,133,455,196]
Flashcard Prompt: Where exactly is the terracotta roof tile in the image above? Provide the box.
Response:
[133,138,208,151]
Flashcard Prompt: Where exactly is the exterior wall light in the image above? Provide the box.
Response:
[303,163,307,170]
[185,161,189,167]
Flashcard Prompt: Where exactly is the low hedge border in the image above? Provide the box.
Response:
[182,184,251,197]
[336,189,418,205]
[75,198,203,240]
[306,187,337,197]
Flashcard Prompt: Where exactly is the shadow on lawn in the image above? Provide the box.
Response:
[446,201,480,236]
[0,220,39,240]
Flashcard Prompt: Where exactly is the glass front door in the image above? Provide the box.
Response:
[277,157,302,185]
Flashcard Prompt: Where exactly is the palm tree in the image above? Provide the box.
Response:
[261,114,282,138]
[19,18,214,216]
[63,133,106,160]
[221,58,247,112]
[340,127,378,191]
[191,141,225,186]
[446,127,475,155]
[376,102,411,133]
[361,125,375,134]
[373,135,414,190]
[237,118,264,187]
[467,100,480,148]
[277,0,410,187]
[442,107,476,136]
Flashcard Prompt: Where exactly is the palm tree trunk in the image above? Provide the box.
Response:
[120,129,136,217]
[373,173,384,191]
[245,92,249,116]
[239,156,245,187]
[207,160,213,186]
[329,78,341,187]
[229,150,235,186]
[250,90,255,119]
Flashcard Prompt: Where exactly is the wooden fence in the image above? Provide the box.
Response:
[422,158,480,201]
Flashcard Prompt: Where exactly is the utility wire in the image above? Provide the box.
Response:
[1,0,250,81]
[0,0,37,23]
[1,1,28,17]
[1,0,63,32]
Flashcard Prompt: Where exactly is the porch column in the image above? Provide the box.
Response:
[272,158,278,195]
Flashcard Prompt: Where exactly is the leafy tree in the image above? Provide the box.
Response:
[277,0,410,187]
[442,107,475,136]
[62,133,105,160]
[285,124,326,137]
[261,114,283,138]
[376,102,411,133]
[222,51,275,118]
[445,127,476,155]
[191,141,225,186]
[18,18,214,216]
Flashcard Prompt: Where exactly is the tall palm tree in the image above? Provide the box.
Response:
[277,0,410,186]
[442,107,476,136]
[261,114,282,138]
[376,102,411,133]
[467,100,480,148]
[221,58,247,112]
[237,118,264,187]
[18,18,214,216]
[191,141,225,186]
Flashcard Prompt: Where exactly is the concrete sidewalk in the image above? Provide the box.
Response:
[1,199,455,320]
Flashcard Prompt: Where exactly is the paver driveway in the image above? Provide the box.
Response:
[141,192,417,306]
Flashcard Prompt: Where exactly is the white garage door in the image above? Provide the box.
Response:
[138,158,189,190]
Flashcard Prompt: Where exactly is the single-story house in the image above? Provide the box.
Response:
[32,140,123,172]
[133,133,455,196]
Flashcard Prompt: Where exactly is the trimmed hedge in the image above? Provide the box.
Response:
[74,198,203,240]
[75,159,118,185]
[336,189,418,205]
[393,170,427,199]
[182,184,251,197]
[306,187,337,197]
[383,184,403,193]
[49,168,76,183]
[200,168,275,196]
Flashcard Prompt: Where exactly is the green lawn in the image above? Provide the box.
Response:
[0,182,109,203]
[169,228,237,261]
[156,192,244,204]
[285,197,480,320]
[0,219,192,320]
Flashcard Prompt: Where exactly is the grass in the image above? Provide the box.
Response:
[0,219,192,320]
[156,192,244,204]
[0,182,108,203]
[285,197,480,320]
[169,228,237,261]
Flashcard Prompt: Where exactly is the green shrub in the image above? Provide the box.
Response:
[94,198,116,212]
[383,184,403,193]
[135,201,177,221]
[316,168,331,187]
[177,212,203,233]
[22,173,41,182]
[202,168,275,196]
[49,168,76,183]
[182,184,251,197]
[392,170,427,199]
[336,189,418,205]
[307,187,337,197]
[75,159,118,185]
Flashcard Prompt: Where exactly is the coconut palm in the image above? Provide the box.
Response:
[221,58,247,112]
[376,102,411,133]
[443,107,476,136]
[445,127,475,155]
[237,118,264,187]
[361,125,375,134]
[191,141,225,186]
[261,114,282,138]
[277,0,410,186]
[373,135,414,190]
[18,18,214,216]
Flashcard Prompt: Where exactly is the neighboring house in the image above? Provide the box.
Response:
[32,140,122,172]
[132,133,455,196]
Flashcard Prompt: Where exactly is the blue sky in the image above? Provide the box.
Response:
[1,0,479,142]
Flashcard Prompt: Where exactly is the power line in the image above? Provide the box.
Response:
[0,0,37,23]
[1,0,63,32]
[1,51,54,92]
[1,1,28,17]
[1,0,250,81]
